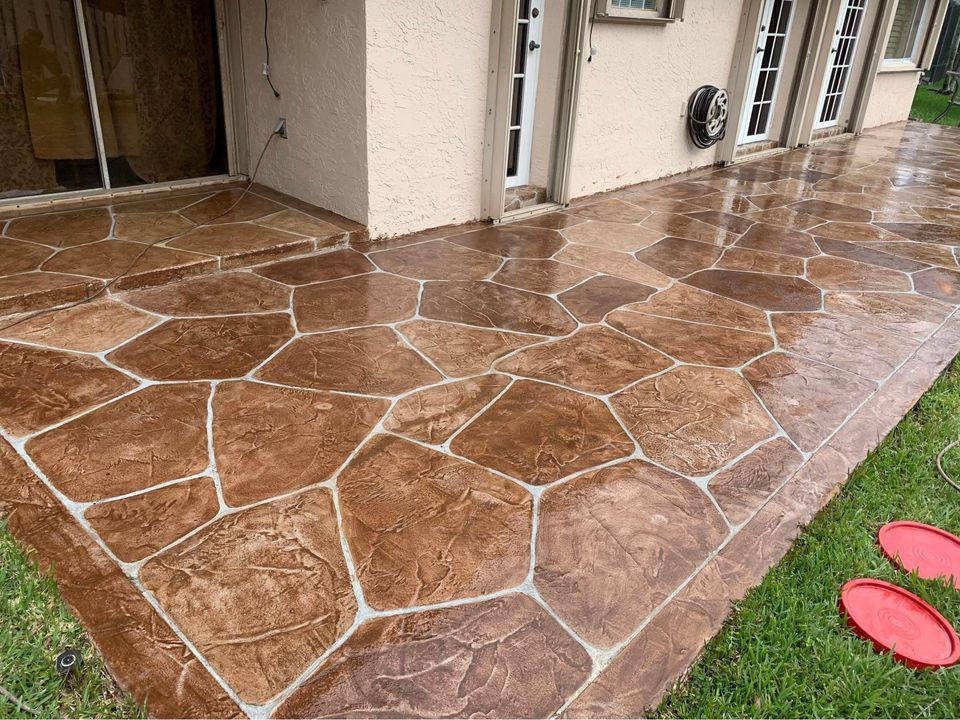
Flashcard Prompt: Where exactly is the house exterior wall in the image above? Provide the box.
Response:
[237,0,368,224]
[364,0,492,237]
[568,4,744,198]
[861,69,922,129]
[231,0,931,238]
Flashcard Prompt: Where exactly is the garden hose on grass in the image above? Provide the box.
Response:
[936,438,960,493]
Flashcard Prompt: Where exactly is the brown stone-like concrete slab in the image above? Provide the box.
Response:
[0,440,241,719]
[0,272,103,315]
[561,220,663,252]
[449,225,565,258]
[0,300,157,352]
[121,272,290,316]
[708,437,804,524]
[178,189,284,225]
[558,275,657,322]
[824,292,951,337]
[641,212,738,246]
[275,594,591,719]
[635,237,724,277]
[7,208,111,248]
[421,280,576,336]
[536,459,728,647]
[213,381,388,506]
[254,249,375,285]
[493,258,594,294]
[686,269,822,311]
[294,272,419,331]
[108,314,293,380]
[608,310,773,367]
[452,380,634,484]
[257,326,442,395]
[736,223,819,257]
[398,320,542,376]
[556,243,672,287]
[42,240,216,289]
[167,223,312,267]
[914,267,960,304]
[140,489,356,704]
[569,198,652,223]
[628,282,769,332]
[0,342,138,436]
[772,312,915,381]
[807,256,912,292]
[384,374,511,443]
[612,366,777,476]
[338,434,531,609]
[717,247,805,275]
[86,476,219,562]
[496,326,673,393]
[744,353,877,452]
[113,212,195,243]
[370,239,502,280]
[0,238,54,274]
[27,383,209,501]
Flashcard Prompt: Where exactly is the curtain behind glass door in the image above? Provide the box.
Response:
[0,0,104,199]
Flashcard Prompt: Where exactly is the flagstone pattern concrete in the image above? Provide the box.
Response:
[0,122,959,717]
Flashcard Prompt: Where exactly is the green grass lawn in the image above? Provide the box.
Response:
[911,83,960,125]
[0,524,142,719]
[655,359,960,719]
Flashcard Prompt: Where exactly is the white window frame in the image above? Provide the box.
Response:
[593,0,685,24]
[882,0,934,68]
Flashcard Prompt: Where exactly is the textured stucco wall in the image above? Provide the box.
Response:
[861,70,921,129]
[568,4,743,198]
[364,0,492,237]
[238,0,368,224]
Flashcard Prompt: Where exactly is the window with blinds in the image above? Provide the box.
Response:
[594,0,681,22]
[885,0,927,60]
[610,0,658,8]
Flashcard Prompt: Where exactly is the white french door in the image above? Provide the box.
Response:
[505,0,544,189]
[814,0,868,130]
[740,0,796,144]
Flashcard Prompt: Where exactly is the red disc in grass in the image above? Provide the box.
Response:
[839,579,960,670]
[878,521,960,590]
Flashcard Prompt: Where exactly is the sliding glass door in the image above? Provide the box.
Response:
[0,0,227,201]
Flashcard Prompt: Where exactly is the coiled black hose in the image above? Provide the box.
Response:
[688,85,729,149]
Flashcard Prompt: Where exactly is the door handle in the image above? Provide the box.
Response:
[529,40,541,51]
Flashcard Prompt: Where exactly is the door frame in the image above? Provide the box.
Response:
[720,0,826,164]
[506,0,545,188]
[482,0,590,222]
[813,0,870,130]
[0,0,243,211]
[738,0,799,145]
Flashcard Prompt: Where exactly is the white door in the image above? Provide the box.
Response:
[814,0,868,129]
[739,0,797,144]
[505,0,544,189]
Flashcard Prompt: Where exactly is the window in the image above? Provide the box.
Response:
[594,0,684,23]
[884,0,929,61]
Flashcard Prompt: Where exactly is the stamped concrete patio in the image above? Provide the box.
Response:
[2,120,960,718]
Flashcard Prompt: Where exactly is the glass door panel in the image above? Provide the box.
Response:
[0,0,104,199]
[80,0,227,188]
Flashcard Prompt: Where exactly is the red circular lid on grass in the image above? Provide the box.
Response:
[878,521,960,590]
[839,579,960,670]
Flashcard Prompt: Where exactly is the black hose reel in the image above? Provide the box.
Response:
[687,85,729,149]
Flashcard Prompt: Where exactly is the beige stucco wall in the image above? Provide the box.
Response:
[861,70,922,129]
[364,0,492,237]
[238,0,368,224]
[568,4,743,198]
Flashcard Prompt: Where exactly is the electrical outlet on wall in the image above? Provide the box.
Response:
[274,118,288,139]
